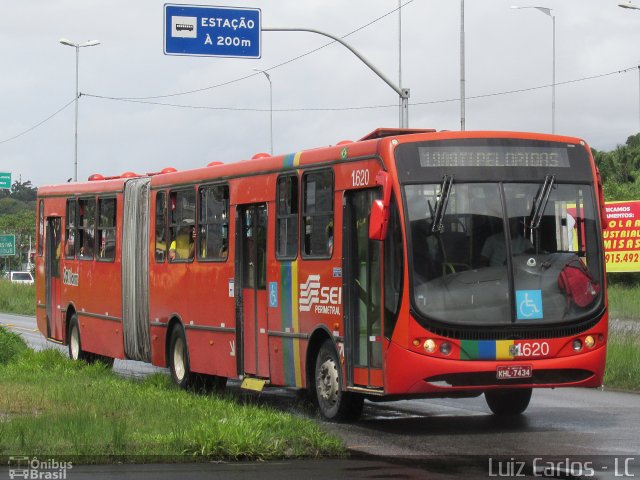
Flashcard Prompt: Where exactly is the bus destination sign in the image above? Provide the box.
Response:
[418,146,571,169]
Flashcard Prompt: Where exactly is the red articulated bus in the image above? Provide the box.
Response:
[35,128,608,420]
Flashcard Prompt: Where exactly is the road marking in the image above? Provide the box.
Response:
[0,322,38,332]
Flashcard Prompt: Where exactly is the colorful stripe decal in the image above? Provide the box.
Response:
[280,261,303,387]
[283,152,302,168]
[460,340,515,360]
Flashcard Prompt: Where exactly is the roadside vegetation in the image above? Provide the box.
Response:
[604,329,640,391]
[0,280,35,315]
[0,327,344,462]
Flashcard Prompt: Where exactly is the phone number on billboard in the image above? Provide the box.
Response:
[605,252,640,263]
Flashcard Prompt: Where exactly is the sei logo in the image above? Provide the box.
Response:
[299,274,342,315]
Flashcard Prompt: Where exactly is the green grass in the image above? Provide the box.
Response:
[0,280,35,315]
[607,283,640,321]
[604,330,640,391]
[0,324,28,365]
[0,327,344,463]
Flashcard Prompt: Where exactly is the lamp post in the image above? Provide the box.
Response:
[460,0,466,131]
[511,6,555,134]
[619,2,640,132]
[59,38,100,182]
[253,69,273,155]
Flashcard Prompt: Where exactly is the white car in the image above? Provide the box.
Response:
[7,271,34,285]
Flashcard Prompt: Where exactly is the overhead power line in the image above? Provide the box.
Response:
[1,66,635,147]
[0,97,76,145]
[83,66,638,113]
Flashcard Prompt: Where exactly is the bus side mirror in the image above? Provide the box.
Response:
[369,171,392,241]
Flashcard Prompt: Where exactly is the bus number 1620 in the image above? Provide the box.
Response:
[351,169,370,187]
[511,342,550,358]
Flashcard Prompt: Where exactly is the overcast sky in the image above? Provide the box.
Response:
[1,0,639,187]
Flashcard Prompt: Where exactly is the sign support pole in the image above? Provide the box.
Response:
[263,27,410,128]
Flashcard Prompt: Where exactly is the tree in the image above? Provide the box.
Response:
[10,180,37,202]
[0,180,37,272]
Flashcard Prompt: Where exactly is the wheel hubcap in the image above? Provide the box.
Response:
[317,358,339,407]
[173,337,186,381]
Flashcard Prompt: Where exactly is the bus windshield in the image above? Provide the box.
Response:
[404,181,603,327]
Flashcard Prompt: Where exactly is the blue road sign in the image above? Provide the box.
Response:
[164,4,261,58]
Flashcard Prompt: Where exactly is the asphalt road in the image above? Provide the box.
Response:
[2,312,639,479]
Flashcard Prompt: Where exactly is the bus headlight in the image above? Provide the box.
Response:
[424,339,437,353]
[440,342,452,356]
[585,335,596,348]
[572,339,583,352]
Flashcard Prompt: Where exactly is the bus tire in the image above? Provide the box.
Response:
[485,388,532,415]
[313,339,364,422]
[68,314,90,362]
[169,325,195,390]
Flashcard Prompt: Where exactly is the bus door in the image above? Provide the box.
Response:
[343,189,383,389]
[45,217,63,340]
[235,203,269,378]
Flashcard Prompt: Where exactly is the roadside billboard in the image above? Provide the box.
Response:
[603,200,640,272]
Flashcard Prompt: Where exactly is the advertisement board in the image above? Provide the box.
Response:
[603,200,640,272]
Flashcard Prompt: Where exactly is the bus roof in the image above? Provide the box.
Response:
[37,129,589,195]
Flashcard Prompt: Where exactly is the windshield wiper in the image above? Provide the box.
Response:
[528,175,555,229]
[431,175,453,233]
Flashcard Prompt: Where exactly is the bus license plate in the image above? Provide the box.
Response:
[496,365,532,380]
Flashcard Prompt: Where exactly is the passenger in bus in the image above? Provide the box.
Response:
[326,221,334,257]
[169,224,196,261]
[480,217,534,267]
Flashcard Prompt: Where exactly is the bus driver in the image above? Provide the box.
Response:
[480,217,534,267]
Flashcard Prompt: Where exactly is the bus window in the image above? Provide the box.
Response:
[97,198,116,261]
[168,189,196,262]
[198,184,229,261]
[302,170,333,258]
[65,199,77,259]
[276,174,298,260]
[155,191,167,262]
[78,198,96,260]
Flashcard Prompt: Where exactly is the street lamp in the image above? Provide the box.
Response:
[253,69,273,155]
[511,6,555,134]
[619,1,640,9]
[59,38,101,182]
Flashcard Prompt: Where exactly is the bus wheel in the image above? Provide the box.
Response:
[169,326,194,389]
[314,340,363,421]
[68,314,89,362]
[485,388,532,415]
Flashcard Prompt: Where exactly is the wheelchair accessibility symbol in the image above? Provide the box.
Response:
[269,282,278,308]
[516,290,543,320]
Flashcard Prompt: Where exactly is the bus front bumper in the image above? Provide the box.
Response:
[384,340,606,396]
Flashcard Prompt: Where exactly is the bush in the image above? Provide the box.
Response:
[0,325,28,365]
